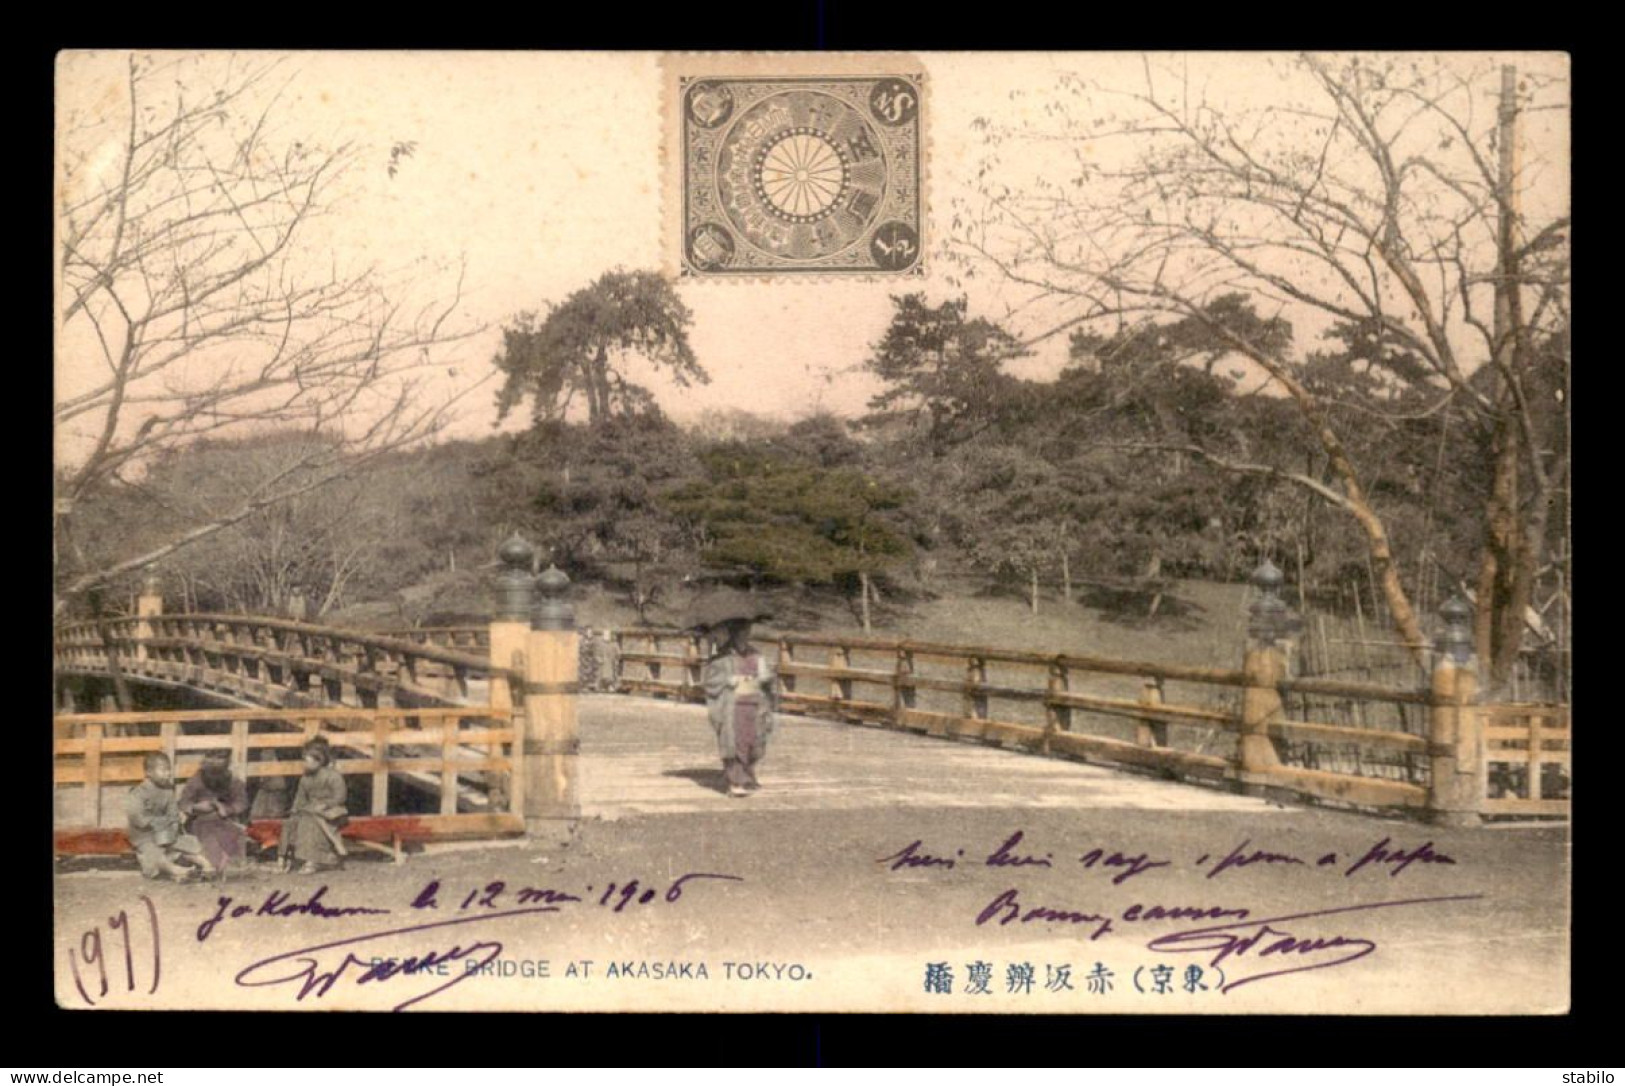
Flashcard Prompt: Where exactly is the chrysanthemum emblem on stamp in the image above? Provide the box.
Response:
[679,74,924,277]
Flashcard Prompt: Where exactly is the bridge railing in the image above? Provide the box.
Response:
[55,583,1569,825]
[373,626,490,652]
[55,614,523,708]
[1482,703,1572,817]
[607,625,1565,822]
[310,620,1568,821]
[53,706,525,852]
[374,626,625,691]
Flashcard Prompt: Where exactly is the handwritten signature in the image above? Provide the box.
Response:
[972,885,1482,992]
[234,906,544,1012]
[230,871,742,1010]
[1145,894,1483,992]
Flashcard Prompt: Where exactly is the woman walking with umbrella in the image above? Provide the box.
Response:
[694,592,778,798]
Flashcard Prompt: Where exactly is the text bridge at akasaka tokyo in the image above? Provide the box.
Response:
[53,536,1571,862]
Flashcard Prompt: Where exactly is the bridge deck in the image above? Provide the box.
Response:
[580,697,1278,819]
[53,694,1568,1014]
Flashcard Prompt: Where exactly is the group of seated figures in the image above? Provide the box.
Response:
[125,737,350,882]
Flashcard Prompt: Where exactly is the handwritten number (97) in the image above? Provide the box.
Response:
[66,895,160,1005]
[108,910,135,992]
[75,929,107,1000]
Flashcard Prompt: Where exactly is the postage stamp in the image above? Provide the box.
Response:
[669,59,925,277]
[53,51,1571,1017]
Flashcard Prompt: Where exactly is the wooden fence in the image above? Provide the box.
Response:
[611,627,1567,821]
[1482,703,1572,818]
[53,706,525,856]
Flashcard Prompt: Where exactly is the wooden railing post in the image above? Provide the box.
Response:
[83,721,104,826]
[159,717,179,776]
[829,644,851,705]
[441,713,461,816]
[1238,561,1291,794]
[1043,660,1070,754]
[964,655,988,722]
[1429,595,1483,827]
[645,634,664,692]
[372,715,390,816]
[524,564,580,828]
[1526,709,1543,806]
[683,635,701,698]
[778,639,796,695]
[1136,678,1166,748]
[231,718,249,776]
[135,572,163,662]
[893,647,915,729]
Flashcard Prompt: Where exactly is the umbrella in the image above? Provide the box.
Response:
[683,588,774,635]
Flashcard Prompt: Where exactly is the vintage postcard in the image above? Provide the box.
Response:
[53,51,1571,1013]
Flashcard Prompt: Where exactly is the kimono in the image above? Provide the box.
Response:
[702,647,778,790]
[249,775,291,820]
[179,770,250,873]
[125,779,203,878]
[278,765,350,868]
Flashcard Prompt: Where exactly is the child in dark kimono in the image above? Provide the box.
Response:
[180,750,250,878]
[701,618,778,798]
[278,738,350,874]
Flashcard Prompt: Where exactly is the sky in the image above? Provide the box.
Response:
[54,51,1570,464]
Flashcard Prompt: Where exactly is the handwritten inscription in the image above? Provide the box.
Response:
[198,884,391,943]
[67,895,161,1006]
[228,870,743,1011]
[880,830,1456,883]
[878,829,1471,994]
[1344,837,1458,877]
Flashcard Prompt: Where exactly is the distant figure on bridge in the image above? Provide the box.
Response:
[180,750,250,879]
[278,737,350,874]
[702,615,779,798]
[126,753,204,882]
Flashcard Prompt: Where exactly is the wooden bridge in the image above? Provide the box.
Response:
[53,608,529,857]
[54,612,515,710]
[52,553,1571,861]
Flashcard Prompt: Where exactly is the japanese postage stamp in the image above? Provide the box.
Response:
[667,55,925,277]
[53,50,1571,1016]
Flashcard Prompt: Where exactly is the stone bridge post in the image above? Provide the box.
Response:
[1429,595,1483,827]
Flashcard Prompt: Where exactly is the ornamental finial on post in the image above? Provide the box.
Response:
[1435,594,1475,667]
[495,533,536,622]
[532,564,576,631]
[1247,558,1295,644]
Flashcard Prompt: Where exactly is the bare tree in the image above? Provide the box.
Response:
[55,52,478,602]
[954,52,1569,688]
